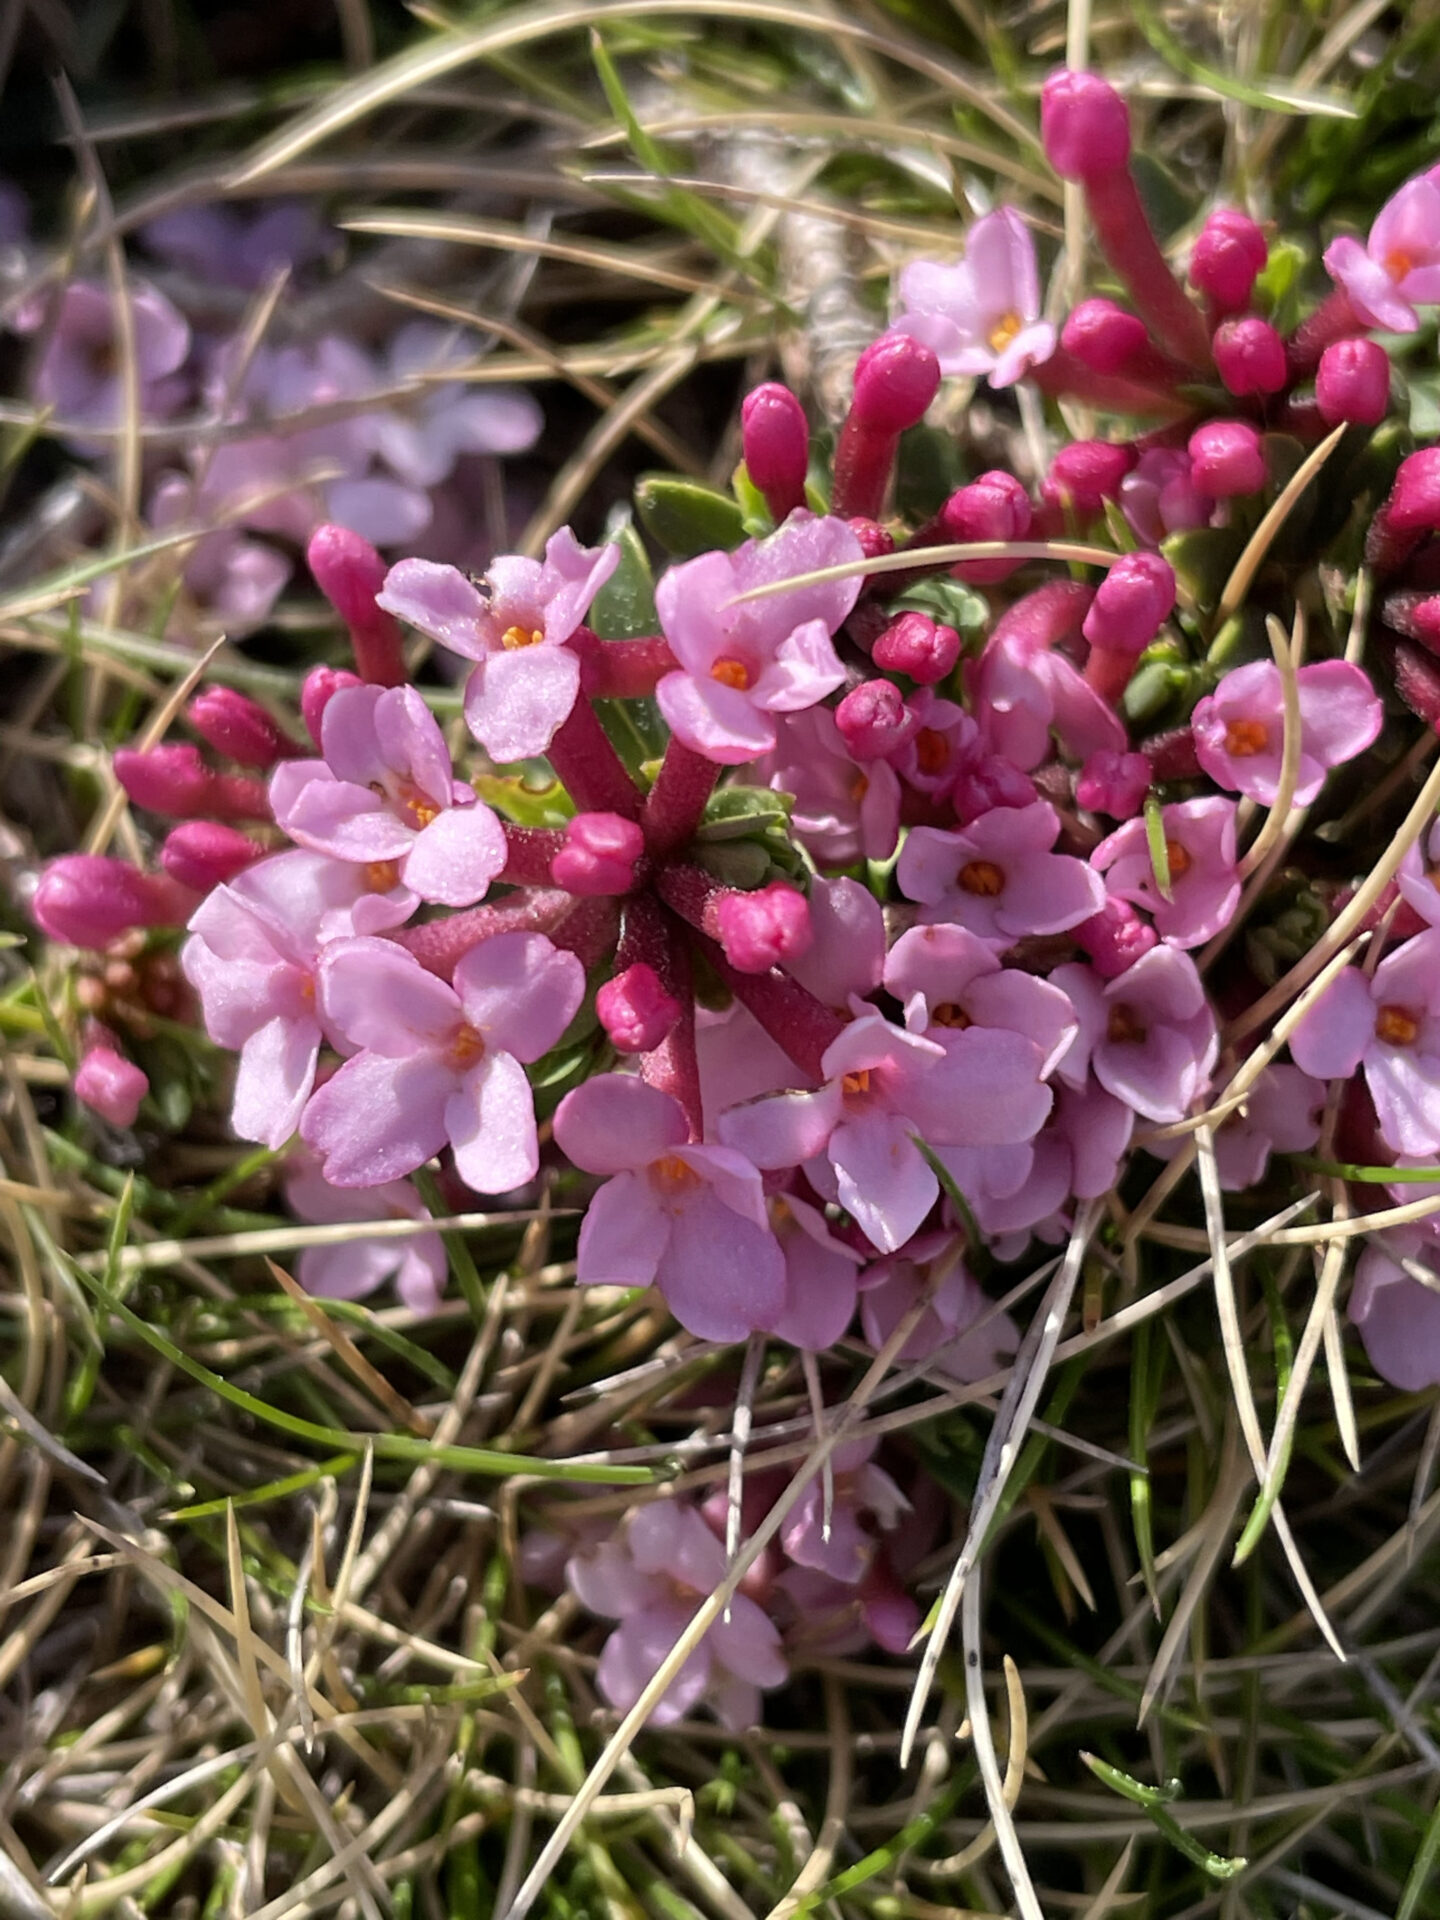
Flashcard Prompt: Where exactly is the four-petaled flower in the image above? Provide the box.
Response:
[889,210,1057,389]
[1324,167,1440,333]
[1190,660,1382,806]
[898,802,1106,947]
[1290,930,1440,1155]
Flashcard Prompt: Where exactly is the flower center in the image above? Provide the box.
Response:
[501,624,545,650]
[652,1153,700,1194]
[841,1069,872,1096]
[365,859,401,891]
[931,1002,972,1029]
[987,310,1023,353]
[710,656,753,691]
[447,1023,486,1069]
[1385,248,1417,284]
[915,729,950,775]
[1106,1003,1148,1046]
[1164,839,1192,879]
[959,859,1005,897]
[1375,1003,1421,1047]
[850,771,870,801]
[1223,718,1269,757]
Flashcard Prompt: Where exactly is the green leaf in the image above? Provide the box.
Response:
[1161,527,1244,616]
[473,772,574,828]
[1144,792,1173,902]
[589,520,658,640]
[696,785,794,842]
[1080,1754,1247,1881]
[634,474,748,557]
[887,574,990,636]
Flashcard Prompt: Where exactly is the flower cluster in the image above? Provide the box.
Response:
[33,66,1440,1718]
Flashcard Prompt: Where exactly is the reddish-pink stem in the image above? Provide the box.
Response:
[499,825,567,887]
[1285,287,1363,378]
[706,943,846,1084]
[546,697,645,820]
[1083,172,1213,370]
[642,739,720,861]
[398,889,572,978]
[831,421,899,521]
[574,629,679,699]
[623,896,703,1138]
[1029,349,1190,418]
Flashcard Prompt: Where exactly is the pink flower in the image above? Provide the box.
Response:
[182,851,412,1148]
[302,931,582,1190]
[553,1074,787,1341]
[1148,1064,1323,1190]
[148,474,290,633]
[781,875,886,1011]
[1324,169,1440,333]
[767,1193,863,1350]
[716,1009,986,1253]
[885,921,1078,1143]
[1119,448,1213,546]
[270,684,505,907]
[751,707,900,865]
[858,1235,1019,1379]
[1290,930,1440,1155]
[377,529,619,761]
[1093,796,1241,947]
[1397,816,1440,929]
[567,1502,787,1729]
[1191,660,1382,806]
[780,1439,909,1585]
[284,1157,447,1314]
[891,210,1056,388]
[74,1040,148,1128]
[27,280,190,431]
[898,802,1106,947]
[654,513,861,763]
[940,1079,1133,1249]
[1348,1224,1440,1391]
[1052,946,1218,1123]
[969,616,1127,771]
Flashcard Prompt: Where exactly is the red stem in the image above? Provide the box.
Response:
[705,941,846,1084]
[832,421,899,521]
[623,895,703,1139]
[1083,171,1213,371]
[397,889,572,978]
[1029,348,1191,418]
[1285,287,1363,378]
[642,739,720,861]
[499,825,566,887]
[574,629,679,699]
[545,697,645,820]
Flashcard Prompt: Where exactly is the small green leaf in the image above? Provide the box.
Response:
[887,574,990,636]
[473,772,574,828]
[1161,527,1244,616]
[696,785,794,841]
[635,474,748,557]
[589,520,658,640]
[1144,792,1172,902]
[1081,1754,1247,1881]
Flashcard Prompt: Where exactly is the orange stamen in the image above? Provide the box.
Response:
[1223,718,1269,757]
[501,624,544,650]
[959,859,1005,897]
[710,657,753,691]
[1376,1004,1420,1047]
[1106,1003,1147,1046]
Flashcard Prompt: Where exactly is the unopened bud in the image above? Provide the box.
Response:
[741,382,809,523]
[1212,316,1287,396]
[1061,298,1148,375]
[550,812,645,896]
[715,882,813,974]
[307,524,406,686]
[1043,440,1136,516]
[187,687,299,769]
[1384,448,1440,534]
[846,517,895,561]
[74,1036,148,1128]
[835,679,920,759]
[1187,419,1266,498]
[1074,897,1157,976]
[1083,552,1176,657]
[114,744,270,821]
[160,822,264,892]
[1315,338,1391,427]
[595,963,681,1054]
[941,470,1033,583]
[300,664,364,748]
[32,855,192,948]
[1188,209,1268,314]
[850,334,941,432]
[871,611,961,684]
[1076,749,1150,818]
[1040,69,1131,181]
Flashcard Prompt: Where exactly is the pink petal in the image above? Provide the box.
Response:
[301,1050,455,1185]
[447,1050,540,1193]
[319,684,388,788]
[656,1189,787,1340]
[464,644,581,762]
[1289,966,1374,1080]
[555,1074,688,1176]
[377,559,490,660]
[595,1605,711,1723]
[575,1172,670,1286]
[403,802,506,906]
[372,685,454,809]
[232,1013,319,1147]
[319,937,460,1052]
[567,1540,667,1619]
[708,1595,788,1687]
[656,670,776,763]
[453,930,585,1061]
[716,1085,843,1170]
[830,1111,937,1253]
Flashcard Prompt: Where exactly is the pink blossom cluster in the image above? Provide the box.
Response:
[29,64,1440,1657]
[4,196,542,636]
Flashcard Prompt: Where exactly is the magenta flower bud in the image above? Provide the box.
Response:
[32,855,192,948]
[741,382,809,523]
[114,745,270,821]
[1386,449,1440,534]
[941,469,1033,583]
[74,1039,148,1128]
[1083,552,1176,658]
[846,517,896,560]
[715,882,813,974]
[871,611,961,684]
[1189,209,1268,314]
[300,664,364,748]
[1187,420,1266,498]
[1073,897,1157,977]
[1315,339,1391,427]
[1040,69,1131,181]
[1042,440,1137,516]
[850,334,941,433]
[595,962,681,1055]
[306,524,406,688]
[1061,298,1149,375]
[1076,749,1151,819]
[835,679,920,760]
[187,687,299,769]
[550,811,646,896]
[160,821,264,892]
[1212,316,1288,396]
